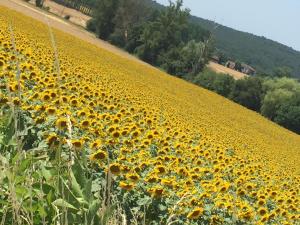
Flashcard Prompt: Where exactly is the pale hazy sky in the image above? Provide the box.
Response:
[156,0,300,51]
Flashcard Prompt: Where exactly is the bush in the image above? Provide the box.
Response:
[230,77,263,112]
[35,0,44,8]
[64,15,71,20]
[86,18,97,32]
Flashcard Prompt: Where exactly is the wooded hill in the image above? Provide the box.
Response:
[149,0,300,78]
[190,16,300,78]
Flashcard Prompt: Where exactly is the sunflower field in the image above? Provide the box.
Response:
[0,6,299,225]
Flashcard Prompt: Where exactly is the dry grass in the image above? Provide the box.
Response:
[208,61,248,80]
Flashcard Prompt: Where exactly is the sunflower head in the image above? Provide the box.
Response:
[109,163,121,175]
[119,181,135,191]
[90,150,107,161]
[71,139,84,150]
[56,118,68,130]
[187,207,204,220]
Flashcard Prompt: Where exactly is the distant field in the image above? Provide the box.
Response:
[208,61,248,79]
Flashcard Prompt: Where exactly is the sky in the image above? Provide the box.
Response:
[156,0,300,51]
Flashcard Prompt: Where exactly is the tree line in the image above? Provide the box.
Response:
[87,0,213,78]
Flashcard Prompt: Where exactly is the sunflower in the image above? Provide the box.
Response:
[41,93,51,101]
[112,131,120,139]
[77,110,87,117]
[145,176,158,183]
[149,186,164,198]
[46,133,59,146]
[90,150,107,161]
[35,116,45,124]
[56,118,68,130]
[126,173,140,183]
[0,95,8,105]
[109,163,121,175]
[9,83,19,92]
[119,181,135,191]
[239,210,254,221]
[187,207,204,220]
[219,183,230,192]
[12,97,21,106]
[161,178,174,188]
[80,120,90,128]
[257,199,266,206]
[258,207,268,216]
[155,165,167,175]
[70,98,79,107]
[90,140,102,149]
[46,106,56,115]
[71,139,84,150]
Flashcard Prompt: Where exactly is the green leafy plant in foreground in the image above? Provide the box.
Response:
[0,109,117,225]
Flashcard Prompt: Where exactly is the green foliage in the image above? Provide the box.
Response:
[86,18,97,33]
[90,0,212,77]
[193,69,234,97]
[93,0,119,39]
[193,68,219,91]
[261,88,294,120]
[260,77,300,133]
[230,77,263,111]
[35,0,44,8]
[234,61,242,72]
[273,66,292,78]
[158,47,185,76]
[274,94,300,133]
[87,0,300,79]
[181,39,212,76]
[142,0,300,77]
[109,0,151,48]
[0,109,110,225]
[136,0,190,65]
[212,73,235,97]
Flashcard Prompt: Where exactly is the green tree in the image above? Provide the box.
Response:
[273,66,292,78]
[35,0,44,7]
[212,73,235,97]
[184,22,211,43]
[159,39,213,77]
[261,88,294,120]
[136,0,190,65]
[193,68,218,90]
[109,0,150,47]
[235,61,242,72]
[274,94,300,134]
[218,52,228,65]
[230,77,263,111]
[181,39,213,75]
[93,0,119,40]
[261,77,300,120]
[158,47,185,76]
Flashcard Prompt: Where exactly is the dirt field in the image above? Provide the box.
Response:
[0,0,150,67]
[208,61,248,80]
[27,0,91,27]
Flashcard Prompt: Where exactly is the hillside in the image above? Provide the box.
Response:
[190,16,300,77]
[149,0,300,77]
[0,4,299,224]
